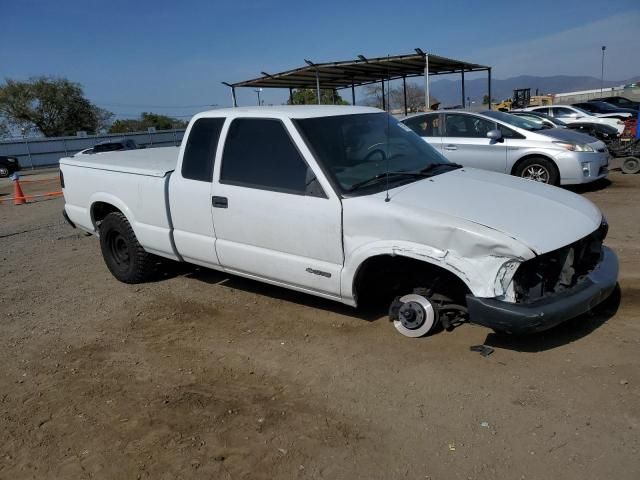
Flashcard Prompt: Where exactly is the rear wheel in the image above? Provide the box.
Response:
[514,157,559,185]
[99,212,156,283]
[0,166,9,178]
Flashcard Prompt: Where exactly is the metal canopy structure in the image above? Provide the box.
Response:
[224,50,492,114]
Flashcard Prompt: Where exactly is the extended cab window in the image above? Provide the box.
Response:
[221,118,324,197]
[182,118,225,182]
[403,114,440,137]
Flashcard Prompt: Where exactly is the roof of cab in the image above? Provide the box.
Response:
[194,105,382,120]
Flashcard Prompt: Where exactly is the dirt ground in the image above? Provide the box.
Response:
[1,167,639,480]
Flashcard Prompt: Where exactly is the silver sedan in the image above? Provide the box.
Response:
[401,110,609,186]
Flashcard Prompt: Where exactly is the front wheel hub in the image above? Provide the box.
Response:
[390,294,438,338]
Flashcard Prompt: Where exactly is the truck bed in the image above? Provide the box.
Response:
[60,146,179,177]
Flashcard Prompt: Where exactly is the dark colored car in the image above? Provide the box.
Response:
[590,96,640,110]
[0,155,21,178]
[573,101,637,119]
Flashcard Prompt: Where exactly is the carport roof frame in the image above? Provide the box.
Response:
[227,52,490,90]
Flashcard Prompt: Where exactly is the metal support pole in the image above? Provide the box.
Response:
[424,54,430,111]
[461,66,466,108]
[600,46,606,96]
[315,69,321,105]
[231,87,237,107]
[351,81,356,106]
[23,136,34,169]
[381,79,386,111]
[402,76,408,116]
[487,68,492,110]
[332,89,336,105]
[289,88,294,105]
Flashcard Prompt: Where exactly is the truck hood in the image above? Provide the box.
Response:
[386,167,602,254]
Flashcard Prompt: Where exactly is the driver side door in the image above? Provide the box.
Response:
[211,117,344,298]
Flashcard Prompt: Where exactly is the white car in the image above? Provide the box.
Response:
[60,106,618,338]
[520,105,625,133]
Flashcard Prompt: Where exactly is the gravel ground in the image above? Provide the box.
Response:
[0,169,639,479]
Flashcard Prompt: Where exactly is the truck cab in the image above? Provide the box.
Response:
[60,106,618,338]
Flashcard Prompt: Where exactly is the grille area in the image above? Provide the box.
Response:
[513,220,607,303]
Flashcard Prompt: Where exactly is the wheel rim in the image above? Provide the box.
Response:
[623,158,639,172]
[0,167,8,177]
[521,164,550,183]
[107,230,130,269]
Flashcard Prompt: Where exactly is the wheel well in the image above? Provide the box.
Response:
[91,202,122,228]
[510,154,558,176]
[353,255,470,308]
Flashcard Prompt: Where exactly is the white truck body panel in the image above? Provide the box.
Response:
[60,106,605,308]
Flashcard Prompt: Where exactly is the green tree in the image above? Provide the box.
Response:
[366,82,438,112]
[0,76,112,136]
[287,88,348,105]
[108,112,188,133]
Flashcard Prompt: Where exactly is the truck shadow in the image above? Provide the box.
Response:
[482,284,622,352]
[160,262,386,323]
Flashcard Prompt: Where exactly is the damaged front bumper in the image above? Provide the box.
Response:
[466,246,618,334]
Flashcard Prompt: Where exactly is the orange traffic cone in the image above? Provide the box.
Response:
[13,177,27,205]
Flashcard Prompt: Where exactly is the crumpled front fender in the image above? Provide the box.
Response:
[341,238,534,306]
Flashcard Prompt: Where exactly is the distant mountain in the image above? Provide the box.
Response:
[428,75,640,106]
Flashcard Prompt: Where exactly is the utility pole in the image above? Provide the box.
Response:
[600,46,606,96]
[254,88,263,106]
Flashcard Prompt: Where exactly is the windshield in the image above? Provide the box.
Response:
[294,113,453,194]
[481,110,542,131]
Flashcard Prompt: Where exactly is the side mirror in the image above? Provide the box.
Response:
[487,129,503,142]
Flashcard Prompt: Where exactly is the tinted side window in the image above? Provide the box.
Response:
[498,124,524,139]
[532,107,550,115]
[403,114,440,137]
[552,107,574,117]
[444,114,495,138]
[221,118,324,196]
[182,118,225,182]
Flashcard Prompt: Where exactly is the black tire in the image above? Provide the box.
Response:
[99,212,156,283]
[514,157,559,186]
[0,166,9,178]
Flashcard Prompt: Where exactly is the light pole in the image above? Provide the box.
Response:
[254,88,263,106]
[600,46,606,96]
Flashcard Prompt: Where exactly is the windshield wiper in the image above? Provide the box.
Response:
[420,162,463,175]
[346,171,428,192]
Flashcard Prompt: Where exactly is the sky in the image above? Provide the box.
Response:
[1,0,639,120]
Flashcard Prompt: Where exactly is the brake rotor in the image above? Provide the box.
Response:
[391,293,438,338]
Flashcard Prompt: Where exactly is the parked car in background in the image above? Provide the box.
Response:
[402,110,609,186]
[520,106,626,133]
[510,111,620,145]
[590,96,639,110]
[572,101,636,119]
[0,155,21,178]
[75,139,140,156]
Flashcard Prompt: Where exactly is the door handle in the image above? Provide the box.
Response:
[212,196,228,208]
[444,144,457,151]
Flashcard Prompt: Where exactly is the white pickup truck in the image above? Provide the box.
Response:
[60,106,618,337]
